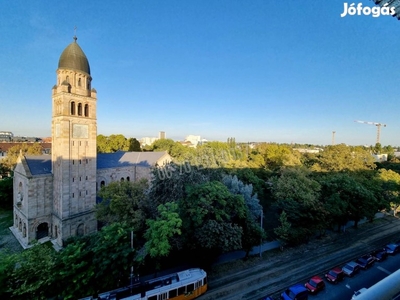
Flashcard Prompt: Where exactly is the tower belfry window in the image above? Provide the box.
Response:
[78,78,81,87]
[84,104,89,117]
[71,102,76,115]
[78,103,82,116]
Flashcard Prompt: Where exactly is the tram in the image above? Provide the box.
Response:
[95,268,207,300]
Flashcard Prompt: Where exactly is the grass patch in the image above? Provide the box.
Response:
[0,208,22,253]
[0,208,13,235]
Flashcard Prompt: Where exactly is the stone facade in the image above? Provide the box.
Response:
[11,38,171,249]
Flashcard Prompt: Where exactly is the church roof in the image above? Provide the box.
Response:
[97,151,169,169]
[21,151,168,176]
[58,37,90,75]
[25,155,52,176]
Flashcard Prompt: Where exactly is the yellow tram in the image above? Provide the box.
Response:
[97,268,207,300]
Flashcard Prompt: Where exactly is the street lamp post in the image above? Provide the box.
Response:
[259,209,263,257]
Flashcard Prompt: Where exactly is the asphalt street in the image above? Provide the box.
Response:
[296,251,400,300]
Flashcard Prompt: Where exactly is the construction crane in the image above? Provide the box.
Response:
[354,120,387,144]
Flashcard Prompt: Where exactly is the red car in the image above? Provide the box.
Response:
[305,275,325,293]
[325,267,344,284]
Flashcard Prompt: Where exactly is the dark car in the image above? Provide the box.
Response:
[370,249,388,262]
[356,255,374,269]
[342,261,360,277]
[324,267,344,284]
[305,275,325,294]
[281,284,308,300]
[384,243,400,255]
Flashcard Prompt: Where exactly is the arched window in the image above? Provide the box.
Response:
[84,104,89,117]
[78,78,81,87]
[78,103,82,116]
[127,176,130,182]
[18,182,23,201]
[100,181,105,188]
[66,75,69,83]
[77,224,84,236]
[121,178,124,182]
[71,102,76,115]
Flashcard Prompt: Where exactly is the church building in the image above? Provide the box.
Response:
[11,37,171,249]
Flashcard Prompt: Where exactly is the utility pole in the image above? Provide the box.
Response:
[259,210,263,257]
[332,131,336,145]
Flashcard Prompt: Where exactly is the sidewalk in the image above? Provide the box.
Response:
[214,240,281,265]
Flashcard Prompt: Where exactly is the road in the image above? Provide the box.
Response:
[290,253,400,300]
[201,215,400,300]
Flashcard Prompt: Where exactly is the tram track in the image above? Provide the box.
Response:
[201,216,400,300]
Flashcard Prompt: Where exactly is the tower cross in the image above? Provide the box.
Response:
[73,26,77,41]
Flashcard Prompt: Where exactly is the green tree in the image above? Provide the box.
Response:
[274,211,291,249]
[56,222,136,299]
[2,143,43,170]
[56,240,95,299]
[144,202,182,260]
[150,139,189,161]
[255,143,301,170]
[271,168,323,243]
[0,250,16,297]
[374,143,382,155]
[318,173,377,229]
[311,144,376,172]
[91,222,136,293]
[96,179,148,233]
[180,181,247,256]
[376,169,400,215]
[147,163,210,217]
[0,177,13,209]
[128,137,141,151]
[97,134,132,153]
[9,243,57,299]
[222,174,263,220]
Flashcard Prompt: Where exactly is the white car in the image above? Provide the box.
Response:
[352,288,368,299]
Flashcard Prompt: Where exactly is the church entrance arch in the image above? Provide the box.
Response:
[36,223,49,240]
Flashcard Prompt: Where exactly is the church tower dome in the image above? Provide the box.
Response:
[55,36,93,96]
[58,36,90,75]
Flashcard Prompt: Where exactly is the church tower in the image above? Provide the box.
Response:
[51,36,97,246]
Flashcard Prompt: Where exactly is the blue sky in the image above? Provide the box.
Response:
[1,1,400,146]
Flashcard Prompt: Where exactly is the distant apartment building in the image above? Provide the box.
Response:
[293,148,322,154]
[372,154,388,162]
[0,131,14,142]
[140,131,166,147]
[159,131,166,139]
[140,136,159,147]
[184,135,207,147]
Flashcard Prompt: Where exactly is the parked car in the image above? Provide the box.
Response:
[356,255,374,269]
[324,267,344,284]
[281,284,308,300]
[342,261,360,277]
[304,275,325,294]
[384,243,400,255]
[352,287,368,299]
[370,248,388,261]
